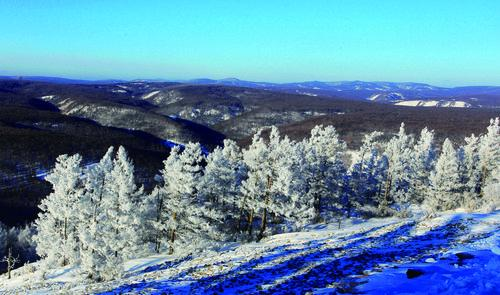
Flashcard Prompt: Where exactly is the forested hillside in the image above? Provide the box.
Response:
[1,117,497,286]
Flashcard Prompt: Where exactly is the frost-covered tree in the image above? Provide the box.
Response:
[427,139,462,212]
[240,130,268,236]
[242,127,314,240]
[459,135,482,210]
[8,224,37,264]
[198,140,246,236]
[34,154,84,267]
[411,128,436,203]
[142,186,169,253]
[303,125,347,221]
[159,143,222,253]
[347,131,384,215]
[479,117,500,210]
[1,247,19,279]
[275,137,316,230]
[380,123,414,214]
[98,146,144,279]
[481,165,500,212]
[373,155,390,212]
[78,147,115,280]
[478,118,499,201]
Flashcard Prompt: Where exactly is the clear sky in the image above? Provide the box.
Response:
[1,0,499,86]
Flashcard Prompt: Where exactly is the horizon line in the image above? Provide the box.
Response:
[1,73,500,88]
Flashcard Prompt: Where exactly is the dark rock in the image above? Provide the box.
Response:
[455,252,474,260]
[406,269,424,279]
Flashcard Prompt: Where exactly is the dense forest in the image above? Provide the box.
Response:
[1,118,498,280]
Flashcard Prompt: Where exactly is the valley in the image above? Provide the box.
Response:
[0,78,498,226]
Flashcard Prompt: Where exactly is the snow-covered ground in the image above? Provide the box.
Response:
[1,210,498,294]
[395,100,472,108]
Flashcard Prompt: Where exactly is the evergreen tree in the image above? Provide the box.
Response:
[459,135,482,210]
[477,118,500,210]
[98,146,144,279]
[160,143,222,253]
[381,123,414,214]
[427,139,462,212]
[142,185,169,253]
[347,132,384,215]
[242,127,315,240]
[411,128,436,203]
[78,147,115,280]
[240,130,269,237]
[478,118,500,199]
[198,140,246,234]
[34,154,84,267]
[481,165,500,212]
[274,136,316,230]
[303,125,347,221]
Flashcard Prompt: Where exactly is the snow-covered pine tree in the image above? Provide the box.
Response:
[478,118,500,210]
[481,165,500,212]
[373,154,390,213]
[240,130,269,237]
[34,153,84,267]
[347,131,384,216]
[160,143,222,254]
[242,127,315,240]
[411,128,436,204]
[98,146,144,279]
[198,139,246,235]
[427,139,462,212]
[142,186,169,253]
[380,123,415,214]
[276,138,316,230]
[303,125,347,221]
[78,147,115,280]
[459,135,482,210]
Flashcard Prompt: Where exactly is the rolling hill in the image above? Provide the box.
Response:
[0,78,498,225]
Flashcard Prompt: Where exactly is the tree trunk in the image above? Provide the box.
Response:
[155,191,163,253]
[314,194,322,222]
[155,233,161,254]
[237,209,245,232]
[7,247,12,279]
[258,176,273,240]
[247,209,254,236]
[376,183,382,201]
[169,229,176,255]
[237,195,247,232]
[63,217,68,266]
[169,212,177,254]
[257,208,267,241]
[381,175,392,215]
[478,165,487,198]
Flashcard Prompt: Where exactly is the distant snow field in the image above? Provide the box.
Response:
[395,100,472,108]
[142,90,160,99]
[1,210,498,294]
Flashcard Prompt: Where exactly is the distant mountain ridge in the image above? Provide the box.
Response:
[1,75,499,108]
[182,78,500,108]
[0,75,126,85]
[0,78,497,225]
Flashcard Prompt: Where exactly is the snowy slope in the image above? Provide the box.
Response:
[1,210,498,294]
[395,100,472,108]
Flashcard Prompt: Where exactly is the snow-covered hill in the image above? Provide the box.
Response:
[183,79,500,108]
[395,100,472,108]
[1,210,498,294]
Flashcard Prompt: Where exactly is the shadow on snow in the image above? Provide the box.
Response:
[97,215,494,294]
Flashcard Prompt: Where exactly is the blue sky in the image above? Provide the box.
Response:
[1,0,499,86]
